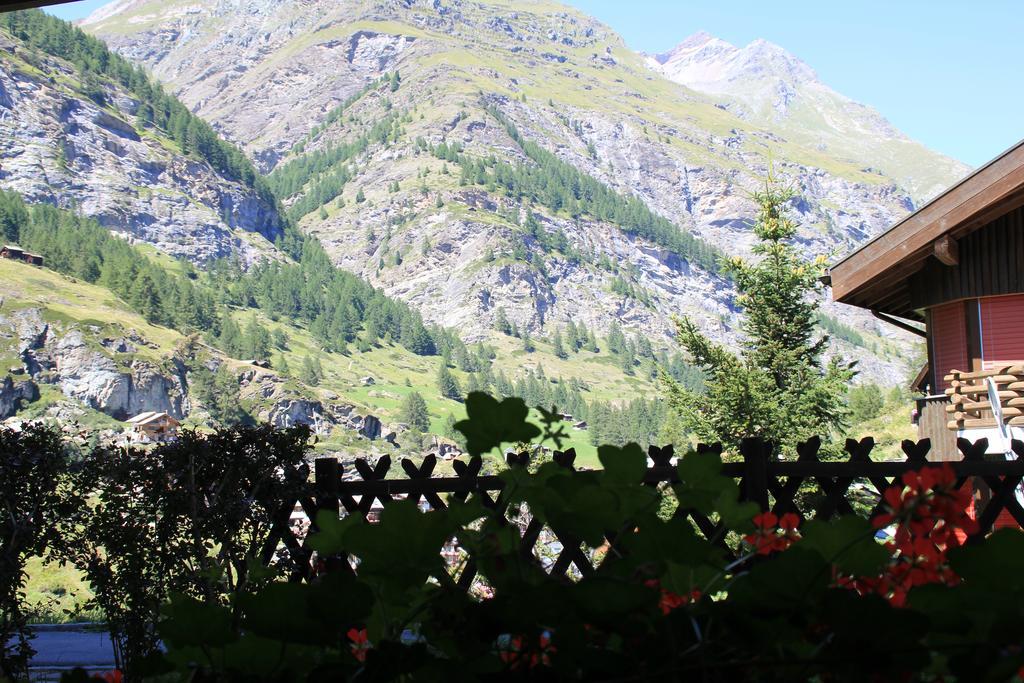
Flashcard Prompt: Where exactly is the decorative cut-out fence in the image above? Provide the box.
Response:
[263,436,1024,585]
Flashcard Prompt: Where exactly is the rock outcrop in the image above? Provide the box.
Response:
[43,330,185,419]
[0,376,38,419]
[0,33,283,266]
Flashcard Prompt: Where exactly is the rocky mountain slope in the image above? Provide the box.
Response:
[0,22,282,265]
[646,32,969,201]
[78,0,963,386]
[0,256,408,454]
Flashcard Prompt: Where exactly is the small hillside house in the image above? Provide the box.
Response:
[1,245,44,267]
[126,411,180,444]
[830,139,1024,459]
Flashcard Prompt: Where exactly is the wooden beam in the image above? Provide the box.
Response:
[933,234,959,266]
[831,140,1024,302]
[0,0,83,12]
[871,310,926,338]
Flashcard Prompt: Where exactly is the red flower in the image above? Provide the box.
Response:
[498,632,555,669]
[347,627,370,662]
[842,464,975,606]
[92,671,122,683]
[745,510,801,555]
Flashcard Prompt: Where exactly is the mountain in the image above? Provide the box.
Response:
[0,8,682,466]
[77,0,953,387]
[646,32,969,201]
[0,12,284,265]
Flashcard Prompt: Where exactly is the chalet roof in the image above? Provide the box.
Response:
[0,2,76,13]
[830,138,1024,318]
[126,411,179,426]
[3,245,23,251]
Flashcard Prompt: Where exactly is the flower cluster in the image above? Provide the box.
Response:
[744,511,801,555]
[497,632,556,670]
[840,464,978,607]
[347,627,370,662]
[644,578,702,615]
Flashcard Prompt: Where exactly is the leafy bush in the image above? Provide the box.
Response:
[144,396,1024,681]
[54,426,312,679]
[0,424,80,678]
[4,401,1020,682]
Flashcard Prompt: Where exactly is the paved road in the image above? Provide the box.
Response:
[9,625,117,677]
[31,628,116,669]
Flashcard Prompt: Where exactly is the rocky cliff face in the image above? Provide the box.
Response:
[0,32,283,266]
[81,0,967,384]
[1,307,187,419]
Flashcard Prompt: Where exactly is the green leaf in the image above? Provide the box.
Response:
[308,508,364,555]
[241,583,328,644]
[447,497,489,526]
[800,515,890,576]
[950,528,1024,590]
[454,392,541,457]
[160,594,235,648]
[598,443,646,484]
[729,547,829,609]
[673,450,754,530]
[571,577,655,616]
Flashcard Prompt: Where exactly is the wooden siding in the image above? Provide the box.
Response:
[930,302,969,393]
[909,205,1024,310]
[981,294,1024,368]
[915,395,959,461]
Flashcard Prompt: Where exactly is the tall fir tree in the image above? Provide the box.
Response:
[552,329,568,360]
[399,391,431,433]
[662,178,855,455]
[437,362,462,401]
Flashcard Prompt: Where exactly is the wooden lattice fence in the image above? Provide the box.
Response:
[264,436,1024,585]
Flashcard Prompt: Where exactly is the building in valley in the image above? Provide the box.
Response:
[829,139,1024,459]
[126,411,180,444]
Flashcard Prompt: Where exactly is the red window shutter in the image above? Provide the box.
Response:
[981,295,1024,369]
[930,302,968,393]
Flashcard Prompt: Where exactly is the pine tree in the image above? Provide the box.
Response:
[606,320,626,354]
[522,330,535,353]
[437,362,462,401]
[300,354,322,386]
[275,353,290,374]
[552,328,568,360]
[355,188,366,203]
[131,270,163,324]
[565,320,580,352]
[218,315,243,357]
[494,307,512,335]
[662,178,855,455]
[272,328,288,350]
[400,390,431,433]
[243,315,271,360]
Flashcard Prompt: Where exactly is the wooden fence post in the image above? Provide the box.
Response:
[740,438,770,511]
[313,457,345,573]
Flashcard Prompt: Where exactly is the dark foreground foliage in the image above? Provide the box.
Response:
[2,398,1023,682]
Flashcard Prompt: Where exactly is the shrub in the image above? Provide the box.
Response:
[0,424,80,678]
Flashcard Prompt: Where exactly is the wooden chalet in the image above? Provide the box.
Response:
[830,139,1024,459]
[1,245,44,267]
[125,411,180,444]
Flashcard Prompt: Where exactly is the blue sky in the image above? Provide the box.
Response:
[47,0,1022,167]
